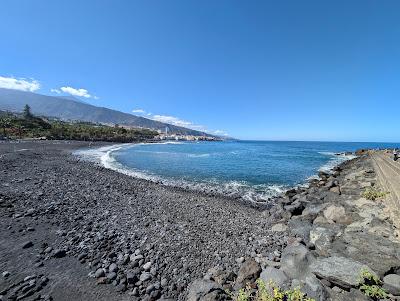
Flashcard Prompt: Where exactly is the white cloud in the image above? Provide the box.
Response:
[60,86,96,99]
[50,88,61,94]
[0,76,40,92]
[132,109,146,114]
[151,114,194,128]
[131,109,228,136]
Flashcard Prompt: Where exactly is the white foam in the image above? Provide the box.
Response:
[318,152,357,173]
[74,143,287,202]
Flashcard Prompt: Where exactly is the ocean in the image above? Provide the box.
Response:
[76,140,400,202]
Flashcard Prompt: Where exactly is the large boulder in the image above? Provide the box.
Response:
[187,279,227,301]
[284,200,305,215]
[259,267,289,288]
[234,259,261,290]
[383,274,400,296]
[280,243,315,279]
[323,205,346,223]
[292,274,328,301]
[302,203,328,220]
[309,226,337,256]
[310,256,377,289]
[288,218,313,244]
[332,231,400,277]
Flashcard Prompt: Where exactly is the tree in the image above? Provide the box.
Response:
[23,104,33,119]
[0,116,11,137]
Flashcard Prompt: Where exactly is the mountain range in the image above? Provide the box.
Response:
[0,88,212,136]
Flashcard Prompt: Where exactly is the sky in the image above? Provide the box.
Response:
[1,0,400,142]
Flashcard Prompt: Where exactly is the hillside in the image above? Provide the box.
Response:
[0,88,212,136]
[0,110,157,142]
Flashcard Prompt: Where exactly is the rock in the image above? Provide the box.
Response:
[2,271,10,277]
[53,249,66,258]
[146,284,155,294]
[160,277,168,287]
[284,200,304,215]
[288,218,313,243]
[302,203,328,220]
[22,241,33,249]
[310,256,377,289]
[309,226,336,256]
[25,208,35,216]
[130,254,143,263]
[336,231,400,277]
[107,272,117,281]
[235,257,245,264]
[234,258,261,289]
[323,205,346,223]
[44,247,53,254]
[187,279,225,301]
[259,267,288,288]
[271,223,288,232]
[329,186,341,194]
[95,268,105,278]
[140,272,152,282]
[280,243,315,279]
[126,270,139,284]
[302,273,328,301]
[116,283,126,292]
[142,262,152,271]
[109,263,118,273]
[313,215,329,225]
[383,274,400,295]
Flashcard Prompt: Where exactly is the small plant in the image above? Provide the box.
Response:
[228,279,315,301]
[358,268,387,300]
[362,188,388,201]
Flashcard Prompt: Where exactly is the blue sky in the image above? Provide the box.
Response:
[1,1,400,141]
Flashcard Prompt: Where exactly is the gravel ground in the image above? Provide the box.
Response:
[0,140,285,300]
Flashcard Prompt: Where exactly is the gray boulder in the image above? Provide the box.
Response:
[309,226,337,256]
[288,218,313,243]
[234,258,261,289]
[302,203,328,220]
[310,256,377,289]
[323,205,345,223]
[284,200,305,215]
[187,279,226,301]
[383,274,400,295]
[280,243,315,279]
[259,267,289,288]
[302,274,328,301]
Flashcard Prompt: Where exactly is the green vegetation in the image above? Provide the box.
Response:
[362,188,388,201]
[227,279,314,301]
[358,269,387,300]
[0,108,157,142]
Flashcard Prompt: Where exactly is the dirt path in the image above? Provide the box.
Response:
[371,151,400,232]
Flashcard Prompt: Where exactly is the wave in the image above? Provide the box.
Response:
[74,143,358,203]
[74,143,285,202]
[318,152,357,173]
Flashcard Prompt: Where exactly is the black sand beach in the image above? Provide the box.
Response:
[0,141,283,300]
[1,140,400,301]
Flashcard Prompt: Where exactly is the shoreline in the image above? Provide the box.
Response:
[1,140,399,301]
[74,141,358,206]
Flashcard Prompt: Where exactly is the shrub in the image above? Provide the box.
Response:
[227,279,315,301]
[358,268,387,300]
[361,188,388,201]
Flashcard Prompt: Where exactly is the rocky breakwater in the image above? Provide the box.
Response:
[188,153,400,301]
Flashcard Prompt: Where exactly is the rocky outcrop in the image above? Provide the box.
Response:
[310,256,376,289]
[233,259,261,289]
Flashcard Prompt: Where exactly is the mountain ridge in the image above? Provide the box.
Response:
[0,88,213,136]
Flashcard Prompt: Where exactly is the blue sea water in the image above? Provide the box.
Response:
[77,140,400,201]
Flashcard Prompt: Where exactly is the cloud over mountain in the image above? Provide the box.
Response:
[0,76,40,92]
